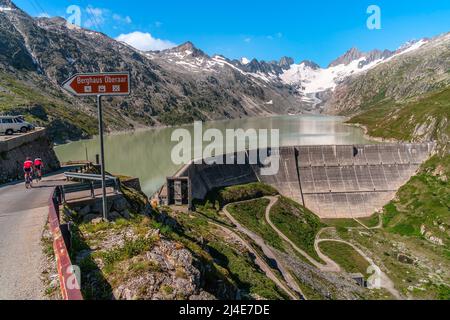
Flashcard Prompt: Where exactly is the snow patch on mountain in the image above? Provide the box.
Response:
[241,57,250,65]
[280,38,428,101]
[281,57,383,94]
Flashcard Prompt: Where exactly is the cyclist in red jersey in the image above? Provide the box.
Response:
[34,157,44,181]
[23,157,33,188]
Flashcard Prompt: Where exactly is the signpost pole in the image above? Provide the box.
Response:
[97,95,108,221]
[61,71,130,222]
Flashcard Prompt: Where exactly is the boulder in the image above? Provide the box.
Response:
[108,211,122,221]
[113,197,128,212]
[83,213,101,223]
[121,209,131,219]
[78,205,91,217]
[397,253,414,265]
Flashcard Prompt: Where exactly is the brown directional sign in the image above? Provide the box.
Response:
[62,72,130,96]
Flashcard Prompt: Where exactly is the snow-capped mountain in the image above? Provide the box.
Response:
[0,0,446,142]
[146,37,430,112]
[270,39,429,109]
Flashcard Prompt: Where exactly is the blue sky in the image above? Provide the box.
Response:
[14,0,450,66]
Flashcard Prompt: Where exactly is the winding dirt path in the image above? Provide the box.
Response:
[353,215,383,230]
[265,197,340,272]
[265,196,402,299]
[316,237,402,299]
[222,202,305,300]
[209,222,300,300]
[220,196,402,300]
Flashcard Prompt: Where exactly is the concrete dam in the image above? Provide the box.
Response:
[158,143,434,218]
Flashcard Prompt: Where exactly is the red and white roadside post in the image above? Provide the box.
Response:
[62,72,131,221]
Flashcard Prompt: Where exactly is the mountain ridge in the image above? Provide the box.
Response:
[0,0,447,145]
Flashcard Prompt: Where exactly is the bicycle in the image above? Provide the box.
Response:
[35,167,42,183]
[25,172,33,189]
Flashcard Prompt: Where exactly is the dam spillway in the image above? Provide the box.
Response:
[159,143,434,218]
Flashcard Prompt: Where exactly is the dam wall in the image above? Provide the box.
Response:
[161,142,434,218]
[177,153,258,201]
[293,144,433,218]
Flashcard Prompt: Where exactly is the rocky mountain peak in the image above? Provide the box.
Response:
[300,60,321,70]
[328,47,364,67]
[278,56,294,69]
[175,41,195,52]
[36,16,67,26]
[0,0,16,8]
[357,49,394,68]
[165,41,207,58]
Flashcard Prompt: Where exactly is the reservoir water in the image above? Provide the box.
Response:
[55,115,373,196]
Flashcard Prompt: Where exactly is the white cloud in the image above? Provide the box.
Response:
[244,37,252,43]
[113,14,132,24]
[116,31,176,51]
[84,6,107,29]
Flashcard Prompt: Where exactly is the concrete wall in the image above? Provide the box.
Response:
[294,143,434,218]
[0,129,60,183]
[164,142,434,218]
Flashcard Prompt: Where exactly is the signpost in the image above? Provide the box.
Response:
[62,72,131,221]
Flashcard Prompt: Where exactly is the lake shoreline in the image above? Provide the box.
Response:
[55,113,350,147]
[55,114,375,196]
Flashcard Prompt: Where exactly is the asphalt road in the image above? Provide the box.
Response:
[0,175,65,300]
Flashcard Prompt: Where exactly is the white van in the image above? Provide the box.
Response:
[0,116,35,135]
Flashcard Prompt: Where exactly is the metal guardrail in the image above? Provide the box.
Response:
[48,186,83,300]
[64,172,117,181]
[62,172,121,202]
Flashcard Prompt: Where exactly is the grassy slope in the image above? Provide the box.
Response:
[348,87,450,144]
[0,72,97,142]
[341,84,450,299]
[70,185,289,300]
[204,182,279,207]
[227,198,286,252]
[382,155,450,246]
[319,241,370,276]
[270,197,324,261]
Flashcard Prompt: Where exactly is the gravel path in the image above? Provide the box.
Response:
[265,197,340,272]
[222,200,305,299]
[264,196,402,299]
[210,222,300,300]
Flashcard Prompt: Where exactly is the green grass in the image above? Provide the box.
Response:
[208,240,290,300]
[382,155,450,245]
[319,241,371,276]
[98,236,158,274]
[292,274,325,300]
[270,197,325,262]
[227,198,286,252]
[357,214,381,229]
[0,72,97,143]
[348,87,450,143]
[321,219,359,229]
[208,183,279,207]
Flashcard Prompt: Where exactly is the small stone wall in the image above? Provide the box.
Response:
[65,194,134,223]
[0,128,60,183]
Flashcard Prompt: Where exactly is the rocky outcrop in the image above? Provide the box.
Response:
[113,237,211,300]
[67,183,238,300]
